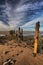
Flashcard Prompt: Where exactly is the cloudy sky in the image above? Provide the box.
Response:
[0,0,43,31]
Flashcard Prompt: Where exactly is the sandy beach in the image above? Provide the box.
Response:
[0,40,43,65]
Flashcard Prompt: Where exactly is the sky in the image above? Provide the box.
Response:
[0,0,43,31]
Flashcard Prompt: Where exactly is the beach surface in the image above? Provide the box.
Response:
[0,40,43,65]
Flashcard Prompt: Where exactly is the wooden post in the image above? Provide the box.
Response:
[16,30,18,40]
[18,27,21,42]
[21,29,23,41]
[33,22,40,56]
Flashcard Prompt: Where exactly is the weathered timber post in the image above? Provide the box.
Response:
[21,29,23,41]
[18,27,21,42]
[15,30,18,40]
[33,22,40,56]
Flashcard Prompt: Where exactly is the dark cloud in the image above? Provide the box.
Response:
[7,0,20,8]
[0,4,9,25]
[7,0,20,4]
[0,0,5,4]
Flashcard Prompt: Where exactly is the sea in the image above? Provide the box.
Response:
[23,31,43,36]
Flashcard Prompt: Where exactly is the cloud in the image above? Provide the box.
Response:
[21,15,43,31]
[5,1,43,26]
[0,21,10,31]
[5,2,27,28]
[0,0,43,30]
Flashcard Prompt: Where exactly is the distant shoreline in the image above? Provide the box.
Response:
[0,31,43,37]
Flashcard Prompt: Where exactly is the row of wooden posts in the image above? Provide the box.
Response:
[10,21,40,56]
[16,27,23,42]
[16,22,40,56]
[19,22,40,56]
